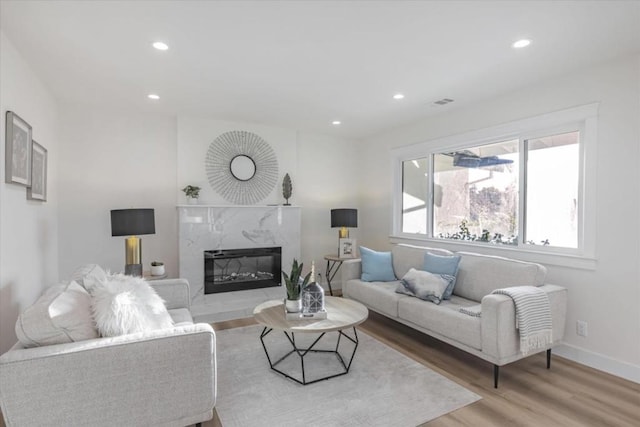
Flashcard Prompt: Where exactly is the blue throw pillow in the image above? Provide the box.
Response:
[360,246,396,282]
[424,252,461,299]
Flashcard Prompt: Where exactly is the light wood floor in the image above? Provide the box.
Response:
[206,311,640,427]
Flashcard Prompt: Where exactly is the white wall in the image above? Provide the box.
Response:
[176,118,359,286]
[177,117,298,205]
[57,107,178,279]
[296,131,360,284]
[356,54,640,382]
[56,111,359,295]
[0,32,59,354]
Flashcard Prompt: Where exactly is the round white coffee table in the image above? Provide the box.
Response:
[253,296,368,385]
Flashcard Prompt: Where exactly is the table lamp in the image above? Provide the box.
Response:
[331,208,358,239]
[110,208,155,276]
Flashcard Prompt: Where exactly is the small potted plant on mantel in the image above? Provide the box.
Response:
[182,185,201,205]
[282,259,311,313]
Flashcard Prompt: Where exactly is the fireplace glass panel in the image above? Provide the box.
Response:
[204,247,282,294]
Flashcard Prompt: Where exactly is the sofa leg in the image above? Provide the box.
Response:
[547,348,551,369]
[195,423,202,427]
[493,364,499,388]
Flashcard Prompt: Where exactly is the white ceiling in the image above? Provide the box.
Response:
[1,1,639,140]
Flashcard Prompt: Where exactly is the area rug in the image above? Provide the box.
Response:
[215,325,480,427]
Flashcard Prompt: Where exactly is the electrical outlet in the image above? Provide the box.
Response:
[576,320,588,337]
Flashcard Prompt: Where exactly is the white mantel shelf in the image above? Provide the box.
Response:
[176,204,301,208]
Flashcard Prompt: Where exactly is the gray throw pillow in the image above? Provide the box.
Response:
[395,268,452,305]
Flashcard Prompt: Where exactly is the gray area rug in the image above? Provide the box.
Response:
[215,325,480,427]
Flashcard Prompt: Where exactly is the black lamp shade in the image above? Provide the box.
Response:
[111,209,155,236]
[331,209,358,228]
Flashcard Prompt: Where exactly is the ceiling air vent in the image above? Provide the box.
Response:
[433,98,454,105]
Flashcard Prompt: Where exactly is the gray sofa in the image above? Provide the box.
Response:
[342,244,568,387]
[0,278,216,427]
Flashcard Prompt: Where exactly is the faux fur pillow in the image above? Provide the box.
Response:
[88,274,174,337]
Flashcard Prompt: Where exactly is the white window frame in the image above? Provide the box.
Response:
[391,103,598,269]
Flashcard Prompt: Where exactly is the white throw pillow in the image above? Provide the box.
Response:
[70,264,107,291]
[15,281,99,348]
[89,274,174,337]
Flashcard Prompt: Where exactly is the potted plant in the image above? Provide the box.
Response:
[282,259,311,313]
[150,261,165,276]
[182,185,201,204]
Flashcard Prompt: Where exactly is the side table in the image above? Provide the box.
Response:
[143,272,168,281]
[324,254,361,296]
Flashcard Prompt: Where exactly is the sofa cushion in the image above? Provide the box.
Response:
[71,264,107,291]
[344,279,405,318]
[360,247,396,282]
[391,244,454,279]
[398,295,482,350]
[454,252,547,302]
[89,274,174,337]
[396,268,451,304]
[15,281,99,348]
[424,253,461,300]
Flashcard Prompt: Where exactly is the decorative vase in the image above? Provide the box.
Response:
[302,263,325,314]
[285,298,302,313]
[187,197,198,205]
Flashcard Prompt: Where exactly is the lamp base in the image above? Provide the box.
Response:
[125,264,142,277]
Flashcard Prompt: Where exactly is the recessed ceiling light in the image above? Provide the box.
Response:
[152,41,169,51]
[393,93,405,100]
[148,94,160,100]
[512,39,531,49]
[332,120,341,125]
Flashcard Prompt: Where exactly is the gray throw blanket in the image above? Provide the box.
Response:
[492,286,553,355]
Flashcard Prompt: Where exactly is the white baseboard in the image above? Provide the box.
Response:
[554,343,640,384]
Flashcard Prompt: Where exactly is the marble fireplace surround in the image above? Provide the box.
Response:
[178,205,301,321]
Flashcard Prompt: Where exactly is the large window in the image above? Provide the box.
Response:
[395,104,596,257]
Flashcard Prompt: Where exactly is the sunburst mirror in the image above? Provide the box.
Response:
[205,131,279,205]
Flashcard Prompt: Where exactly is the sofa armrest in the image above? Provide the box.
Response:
[340,260,362,294]
[481,284,568,362]
[0,324,216,426]
[149,278,191,310]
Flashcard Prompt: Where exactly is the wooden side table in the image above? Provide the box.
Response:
[324,254,360,296]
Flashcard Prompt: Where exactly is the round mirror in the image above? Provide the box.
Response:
[230,155,256,181]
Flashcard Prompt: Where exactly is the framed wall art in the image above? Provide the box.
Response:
[338,238,356,258]
[5,111,33,186]
[27,141,47,201]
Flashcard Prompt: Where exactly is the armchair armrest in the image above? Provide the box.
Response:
[0,324,216,426]
[149,278,191,309]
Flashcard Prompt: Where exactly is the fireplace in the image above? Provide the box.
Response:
[204,247,282,294]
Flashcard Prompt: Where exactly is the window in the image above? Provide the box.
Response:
[433,139,519,245]
[392,104,596,258]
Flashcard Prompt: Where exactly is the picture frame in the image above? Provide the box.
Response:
[339,238,356,258]
[5,111,33,186]
[27,140,47,201]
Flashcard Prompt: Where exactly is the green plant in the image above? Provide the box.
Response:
[151,261,164,266]
[282,173,292,205]
[182,185,201,198]
[282,259,311,300]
